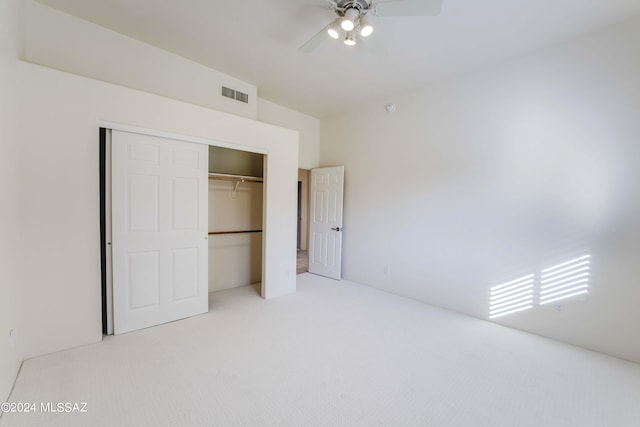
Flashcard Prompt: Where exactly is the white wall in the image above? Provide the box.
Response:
[258,98,320,169]
[23,1,322,169]
[321,16,640,363]
[24,1,257,120]
[0,0,24,403]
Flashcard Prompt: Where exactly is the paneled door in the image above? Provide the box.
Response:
[111,130,208,334]
[309,166,344,280]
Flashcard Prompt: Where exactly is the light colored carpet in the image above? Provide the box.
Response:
[2,274,640,426]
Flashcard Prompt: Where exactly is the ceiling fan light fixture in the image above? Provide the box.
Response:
[327,21,340,39]
[341,7,359,31]
[359,15,373,37]
[344,31,356,46]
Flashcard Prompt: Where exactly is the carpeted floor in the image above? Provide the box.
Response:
[2,274,640,427]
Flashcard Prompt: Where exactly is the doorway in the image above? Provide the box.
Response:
[297,169,310,274]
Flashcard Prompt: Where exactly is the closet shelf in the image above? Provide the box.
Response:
[208,172,263,183]
[208,230,263,235]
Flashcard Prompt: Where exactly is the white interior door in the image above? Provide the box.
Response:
[111,130,208,334]
[309,166,344,280]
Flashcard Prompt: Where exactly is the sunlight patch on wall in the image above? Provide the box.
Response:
[489,254,591,320]
[540,255,590,305]
[489,274,534,319]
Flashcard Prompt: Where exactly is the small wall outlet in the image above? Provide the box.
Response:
[554,304,563,313]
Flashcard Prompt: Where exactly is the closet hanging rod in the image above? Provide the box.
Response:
[208,230,263,235]
[208,172,263,183]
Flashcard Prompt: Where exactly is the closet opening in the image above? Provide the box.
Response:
[207,146,265,296]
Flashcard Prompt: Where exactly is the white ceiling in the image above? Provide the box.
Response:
[35,0,640,117]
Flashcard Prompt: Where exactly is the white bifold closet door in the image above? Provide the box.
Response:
[111,130,209,334]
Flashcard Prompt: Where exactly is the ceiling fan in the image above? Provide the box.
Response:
[299,0,443,53]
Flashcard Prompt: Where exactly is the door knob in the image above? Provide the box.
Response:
[331,227,343,232]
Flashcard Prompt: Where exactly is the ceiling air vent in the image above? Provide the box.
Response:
[235,91,249,103]
[221,86,249,104]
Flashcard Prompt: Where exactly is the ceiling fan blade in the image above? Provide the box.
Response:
[299,23,332,53]
[373,0,443,17]
[297,0,338,9]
